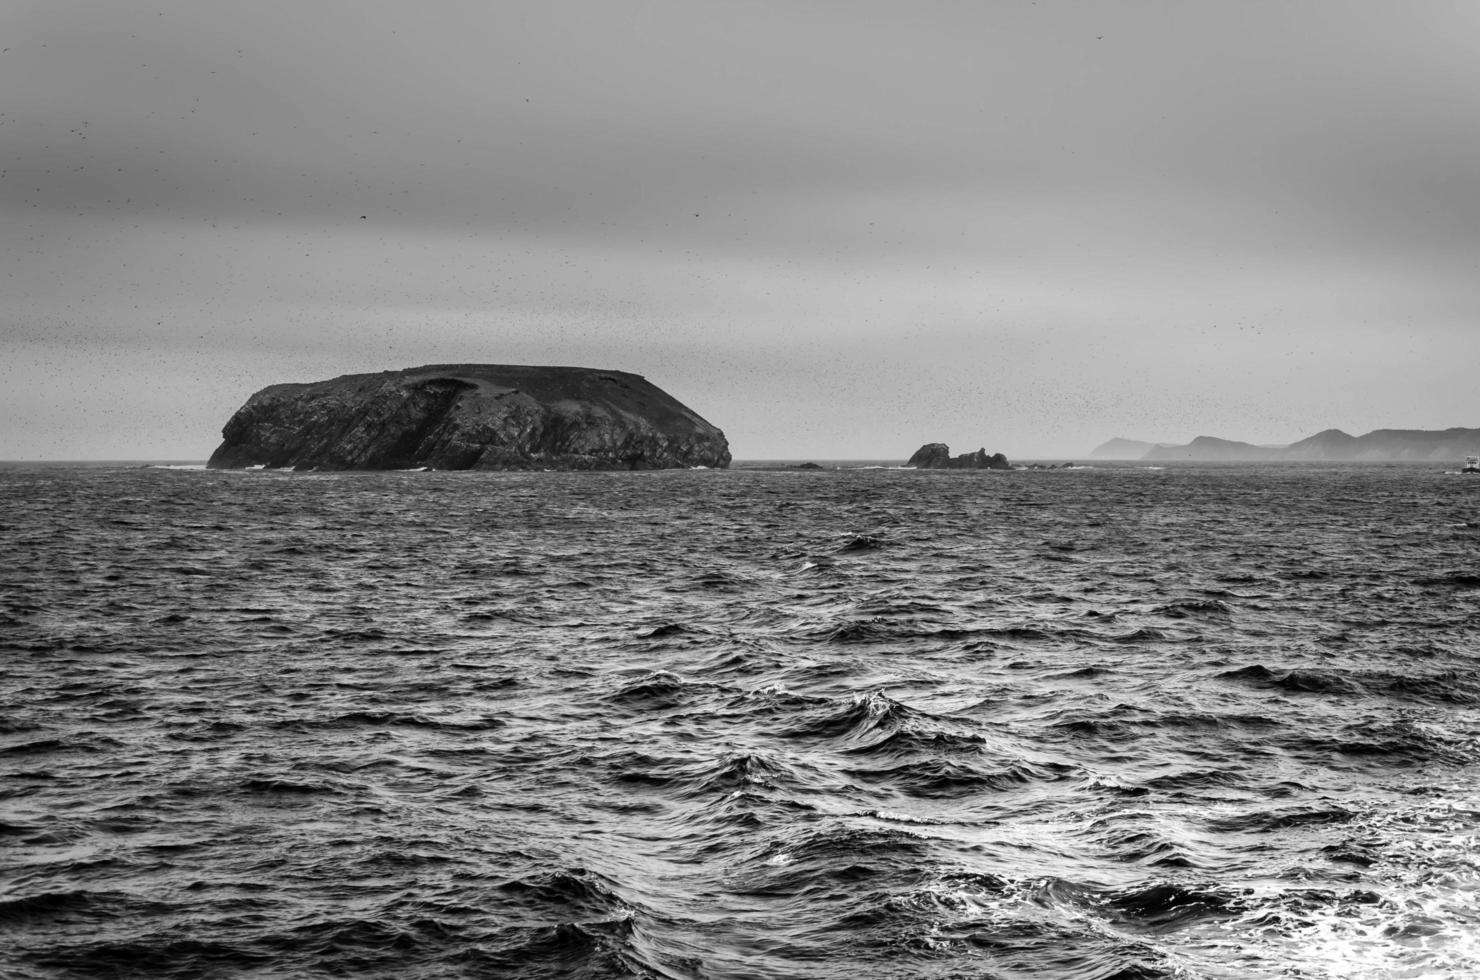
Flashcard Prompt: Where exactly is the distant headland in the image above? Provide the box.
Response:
[1090,428,1480,462]
[207,364,730,471]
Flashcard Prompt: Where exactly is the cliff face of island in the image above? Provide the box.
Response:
[907,443,1012,470]
[1091,428,1480,462]
[207,364,731,471]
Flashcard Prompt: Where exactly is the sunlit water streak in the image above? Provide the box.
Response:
[2,462,1478,979]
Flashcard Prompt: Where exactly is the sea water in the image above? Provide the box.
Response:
[3,462,1478,979]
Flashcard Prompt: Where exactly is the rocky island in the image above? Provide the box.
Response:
[207,364,731,471]
[906,443,1012,469]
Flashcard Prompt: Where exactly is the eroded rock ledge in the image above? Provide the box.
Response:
[207,364,731,471]
[907,443,1012,470]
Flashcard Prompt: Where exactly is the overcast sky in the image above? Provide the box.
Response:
[3,0,1477,460]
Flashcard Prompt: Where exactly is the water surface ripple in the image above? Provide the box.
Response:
[3,463,1479,978]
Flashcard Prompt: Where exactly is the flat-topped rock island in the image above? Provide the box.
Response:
[207,364,731,471]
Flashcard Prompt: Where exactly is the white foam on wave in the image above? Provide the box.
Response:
[1182,788,1480,979]
[891,784,1480,979]
[863,809,949,826]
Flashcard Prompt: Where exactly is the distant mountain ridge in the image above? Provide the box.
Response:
[1143,436,1279,461]
[1091,428,1480,462]
[1088,437,1161,459]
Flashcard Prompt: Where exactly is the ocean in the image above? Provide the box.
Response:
[3,462,1478,979]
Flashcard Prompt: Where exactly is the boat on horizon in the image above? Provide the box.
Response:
[1463,455,1479,474]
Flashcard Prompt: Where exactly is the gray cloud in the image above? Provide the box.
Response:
[3,0,1478,459]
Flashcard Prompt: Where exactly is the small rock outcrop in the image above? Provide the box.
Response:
[207,364,731,471]
[907,443,1012,470]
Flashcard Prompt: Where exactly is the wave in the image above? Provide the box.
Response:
[1101,881,1245,932]
[495,867,631,920]
[735,824,935,895]
[0,889,176,926]
[1153,598,1233,618]
[680,752,808,797]
[237,777,341,794]
[1204,805,1357,834]
[845,757,1072,798]
[1219,664,1480,705]
[1318,719,1479,765]
[324,710,506,731]
[456,917,656,978]
[606,671,715,711]
[781,690,954,746]
[30,938,273,978]
[637,622,698,639]
[0,735,124,756]
[10,461,1480,979]
[1412,572,1480,589]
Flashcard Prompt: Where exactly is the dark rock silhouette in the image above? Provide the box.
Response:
[907,443,1012,470]
[207,364,730,471]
